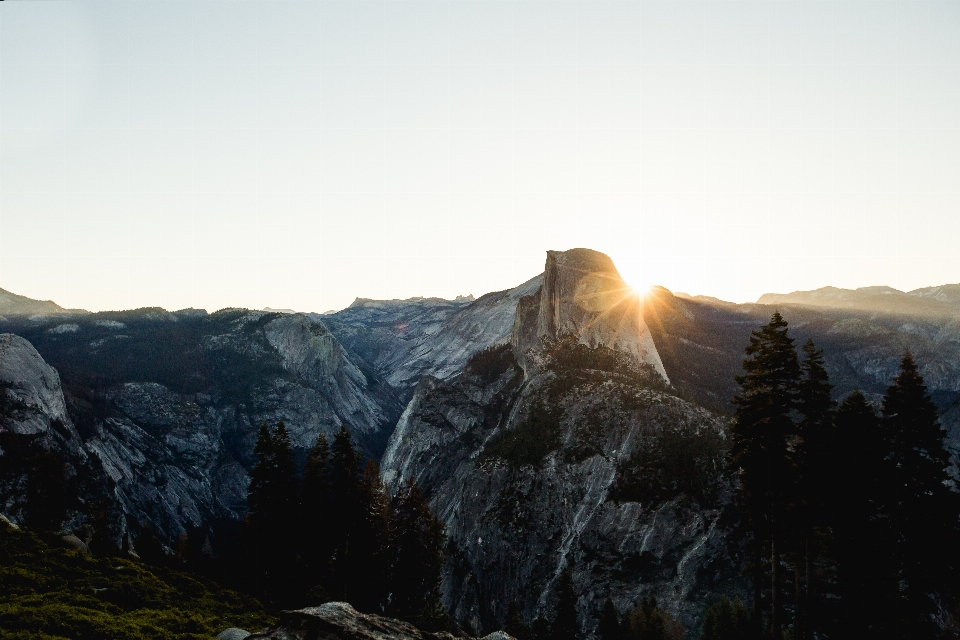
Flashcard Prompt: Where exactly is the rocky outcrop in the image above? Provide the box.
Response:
[381,333,738,635]
[247,602,512,640]
[327,278,542,399]
[518,249,667,381]
[0,334,74,436]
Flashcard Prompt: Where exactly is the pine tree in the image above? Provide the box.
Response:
[390,480,447,625]
[348,459,393,612]
[731,311,801,636]
[24,447,70,532]
[881,353,958,637]
[598,596,622,640]
[833,390,895,637]
[327,425,361,599]
[247,421,277,529]
[701,596,751,640]
[792,338,834,638]
[551,568,579,640]
[300,432,331,587]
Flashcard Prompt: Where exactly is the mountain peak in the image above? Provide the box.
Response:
[518,248,668,381]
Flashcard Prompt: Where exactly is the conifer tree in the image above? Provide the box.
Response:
[551,568,580,640]
[701,596,751,640]
[300,432,331,584]
[390,481,447,624]
[731,311,800,636]
[247,421,277,529]
[881,353,958,637]
[792,338,834,638]
[24,447,70,532]
[598,596,622,640]
[833,390,895,636]
[327,425,361,599]
[347,459,393,612]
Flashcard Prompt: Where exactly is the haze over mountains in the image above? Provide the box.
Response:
[2,249,960,634]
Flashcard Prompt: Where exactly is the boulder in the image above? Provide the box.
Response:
[247,602,512,640]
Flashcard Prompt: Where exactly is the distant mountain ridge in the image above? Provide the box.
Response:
[0,288,85,317]
[758,283,960,317]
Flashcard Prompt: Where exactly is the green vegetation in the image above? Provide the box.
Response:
[241,423,450,630]
[609,420,727,508]
[731,312,960,639]
[465,344,518,383]
[0,521,272,640]
[481,397,563,468]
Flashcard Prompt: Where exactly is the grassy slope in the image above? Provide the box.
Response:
[0,522,273,640]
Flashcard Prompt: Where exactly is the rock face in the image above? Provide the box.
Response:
[247,601,509,640]
[0,310,402,544]
[327,278,542,399]
[520,249,667,381]
[380,257,737,634]
[0,334,74,436]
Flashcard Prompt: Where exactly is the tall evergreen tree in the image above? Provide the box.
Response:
[833,390,895,637]
[792,338,835,638]
[300,431,331,587]
[551,568,580,640]
[390,481,446,625]
[347,459,393,612]
[327,425,361,599]
[598,596,623,640]
[731,311,801,637]
[24,447,70,532]
[881,353,958,637]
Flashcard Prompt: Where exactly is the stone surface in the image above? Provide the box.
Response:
[531,249,667,381]
[217,628,252,640]
[0,333,73,436]
[247,602,497,640]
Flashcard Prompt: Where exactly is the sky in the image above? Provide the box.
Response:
[2,1,959,313]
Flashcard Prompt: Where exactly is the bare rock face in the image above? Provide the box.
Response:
[0,333,72,436]
[520,249,668,382]
[247,601,506,640]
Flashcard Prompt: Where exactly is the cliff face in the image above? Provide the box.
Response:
[0,310,402,544]
[327,277,542,399]
[381,251,736,635]
[522,249,667,381]
[380,343,738,636]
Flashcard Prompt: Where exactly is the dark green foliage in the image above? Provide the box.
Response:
[832,390,895,637]
[0,520,272,640]
[609,422,726,508]
[346,460,392,613]
[731,312,801,635]
[598,596,623,640]
[879,353,959,637]
[466,344,517,383]
[300,432,331,585]
[505,601,529,640]
[481,397,563,468]
[551,569,580,640]
[732,311,800,517]
[389,481,447,624]
[0,433,74,532]
[621,596,684,640]
[796,338,835,517]
[245,421,300,605]
[701,596,751,640]
[23,448,69,531]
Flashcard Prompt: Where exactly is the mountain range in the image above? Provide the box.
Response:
[2,250,959,634]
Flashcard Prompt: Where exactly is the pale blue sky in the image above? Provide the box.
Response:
[2,1,959,312]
